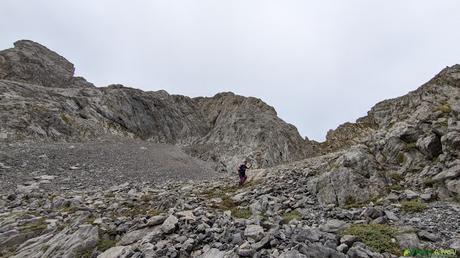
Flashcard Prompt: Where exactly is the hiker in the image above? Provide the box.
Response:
[238,161,251,186]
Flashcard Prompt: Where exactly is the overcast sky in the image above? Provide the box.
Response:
[1,1,460,141]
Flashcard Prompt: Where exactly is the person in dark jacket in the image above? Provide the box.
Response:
[238,161,251,186]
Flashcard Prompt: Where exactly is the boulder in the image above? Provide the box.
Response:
[396,233,420,249]
[416,134,442,159]
[160,215,178,234]
[244,225,265,241]
[319,220,348,233]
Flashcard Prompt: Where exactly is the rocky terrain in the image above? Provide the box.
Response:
[0,40,460,258]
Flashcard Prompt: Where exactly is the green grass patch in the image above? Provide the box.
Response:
[231,207,251,219]
[76,247,93,258]
[400,200,427,213]
[40,244,50,253]
[342,224,399,254]
[389,172,403,183]
[97,239,116,252]
[404,143,418,151]
[423,178,438,188]
[396,152,406,165]
[282,210,301,224]
[344,196,362,209]
[19,218,47,233]
[388,184,403,191]
[218,196,237,210]
[201,180,260,201]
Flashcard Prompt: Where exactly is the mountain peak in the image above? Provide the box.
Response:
[0,39,75,87]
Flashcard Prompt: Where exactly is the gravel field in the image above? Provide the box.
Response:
[0,137,221,194]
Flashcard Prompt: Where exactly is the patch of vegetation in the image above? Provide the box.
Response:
[59,206,78,214]
[453,195,460,203]
[19,218,47,233]
[218,196,237,210]
[389,184,403,191]
[83,216,96,225]
[389,172,403,182]
[396,152,406,165]
[231,207,251,219]
[344,196,361,209]
[423,178,438,188]
[329,161,340,171]
[404,143,418,151]
[41,244,50,253]
[282,210,301,224]
[140,193,153,203]
[400,200,427,213]
[97,239,116,252]
[342,224,399,254]
[76,247,94,258]
[60,112,73,124]
[201,181,260,201]
[436,103,452,113]
[104,192,115,198]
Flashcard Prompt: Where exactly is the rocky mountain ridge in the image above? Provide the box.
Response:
[0,40,312,171]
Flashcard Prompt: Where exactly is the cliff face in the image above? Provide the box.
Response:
[0,40,312,171]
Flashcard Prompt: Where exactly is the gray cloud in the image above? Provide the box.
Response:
[1,0,460,140]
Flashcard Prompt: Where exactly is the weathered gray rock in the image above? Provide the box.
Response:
[396,233,420,249]
[160,215,178,234]
[279,250,307,258]
[417,230,440,242]
[198,248,226,258]
[308,147,387,206]
[0,40,77,88]
[146,215,167,227]
[320,220,348,233]
[244,225,265,241]
[347,245,384,258]
[416,134,442,159]
[97,246,133,258]
[446,179,460,196]
[449,238,460,253]
[432,165,460,182]
[119,228,152,246]
[403,190,419,200]
[340,235,358,246]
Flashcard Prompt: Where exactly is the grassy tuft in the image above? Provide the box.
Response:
[19,218,47,233]
[400,200,427,213]
[436,104,452,113]
[404,143,418,151]
[342,224,399,254]
[41,245,50,253]
[396,152,406,165]
[231,207,252,219]
[97,239,116,252]
[282,210,301,224]
[389,172,404,182]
